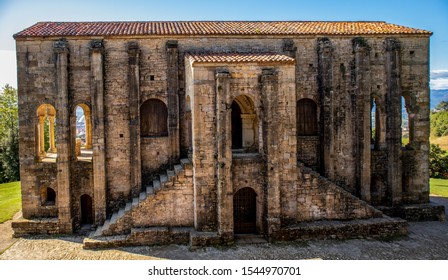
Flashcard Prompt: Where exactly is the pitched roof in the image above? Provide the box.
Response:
[186,53,295,64]
[14,21,432,38]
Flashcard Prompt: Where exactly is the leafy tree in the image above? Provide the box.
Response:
[0,84,20,183]
[431,111,448,137]
[429,144,448,179]
[435,100,448,112]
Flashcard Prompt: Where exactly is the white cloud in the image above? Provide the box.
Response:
[431,70,448,90]
[0,50,17,88]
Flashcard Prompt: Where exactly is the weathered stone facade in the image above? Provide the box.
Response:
[12,21,444,247]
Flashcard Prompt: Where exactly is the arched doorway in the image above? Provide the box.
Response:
[233,187,257,234]
[80,194,93,225]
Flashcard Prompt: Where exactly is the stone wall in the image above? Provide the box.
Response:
[297,136,320,169]
[12,218,60,237]
[15,33,432,239]
[70,161,94,229]
[294,164,383,223]
[140,137,170,185]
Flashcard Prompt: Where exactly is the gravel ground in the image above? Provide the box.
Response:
[0,196,447,260]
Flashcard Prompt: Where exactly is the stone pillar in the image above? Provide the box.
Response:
[85,114,92,149]
[317,38,334,178]
[191,67,217,232]
[352,38,372,202]
[261,68,281,237]
[54,39,72,233]
[215,70,233,241]
[384,38,402,206]
[38,115,46,158]
[166,41,180,163]
[48,115,57,153]
[90,40,107,224]
[128,42,142,196]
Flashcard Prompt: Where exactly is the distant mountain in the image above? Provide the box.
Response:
[431,89,448,109]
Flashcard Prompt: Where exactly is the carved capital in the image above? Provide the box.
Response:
[283,39,297,52]
[90,40,104,53]
[127,41,139,53]
[384,38,401,52]
[262,68,277,77]
[53,39,69,53]
[215,69,231,79]
[352,37,371,52]
[317,37,333,52]
[166,40,178,50]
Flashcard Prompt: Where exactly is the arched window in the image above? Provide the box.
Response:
[41,187,56,206]
[402,96,410,146]
[36,104,57,162]
[231,95,256,151]
[74,104,92,160]
[140,99,168,137]
[231,101,243,149]
[371,99,377,149]
[297,99,318,136]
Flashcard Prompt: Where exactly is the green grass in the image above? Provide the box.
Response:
[0,181,21,223]
[430,178,448,198]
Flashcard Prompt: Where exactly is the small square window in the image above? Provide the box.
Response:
[149,75,155,81]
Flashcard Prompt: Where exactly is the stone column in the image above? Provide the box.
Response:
[85,114,92,149]
[352,38,372,202]
[241,114,256,148]
[128,42,142,196]
[384,38,402,206]
[38,115,46,158]
[261,68,281,238]
[215,70,233,241]
[48,115,57,153]
[54,39,72,233]
[317,38,334,178]
[90,40,107,224]
[166,41,180,163]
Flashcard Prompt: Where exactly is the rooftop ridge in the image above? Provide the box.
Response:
[14,21,432,38]
[185,52,296,64]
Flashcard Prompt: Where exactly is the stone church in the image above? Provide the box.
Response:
[12,21,444,247]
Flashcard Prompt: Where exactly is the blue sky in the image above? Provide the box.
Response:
[1,0,447,89]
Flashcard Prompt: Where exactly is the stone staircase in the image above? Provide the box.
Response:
[270,162,408,241]
[85,158,193,245]
[296,162,384,220]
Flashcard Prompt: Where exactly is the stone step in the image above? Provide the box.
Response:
[117,209,125,219]
[139,191,147,201]
[146,186,154,195]
[110,213,118,224]
[167,170,175,180]
[153,179,161,192]
[160,174,168,183]
[102,219,111,231]
[180,158,191,166]
[174,164,183,173]
[93,225,103,237]
[125,202,132,212]
[132,197,139,207]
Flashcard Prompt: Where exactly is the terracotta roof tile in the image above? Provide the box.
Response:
[14,21,432,38]
[186,53,295,64]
